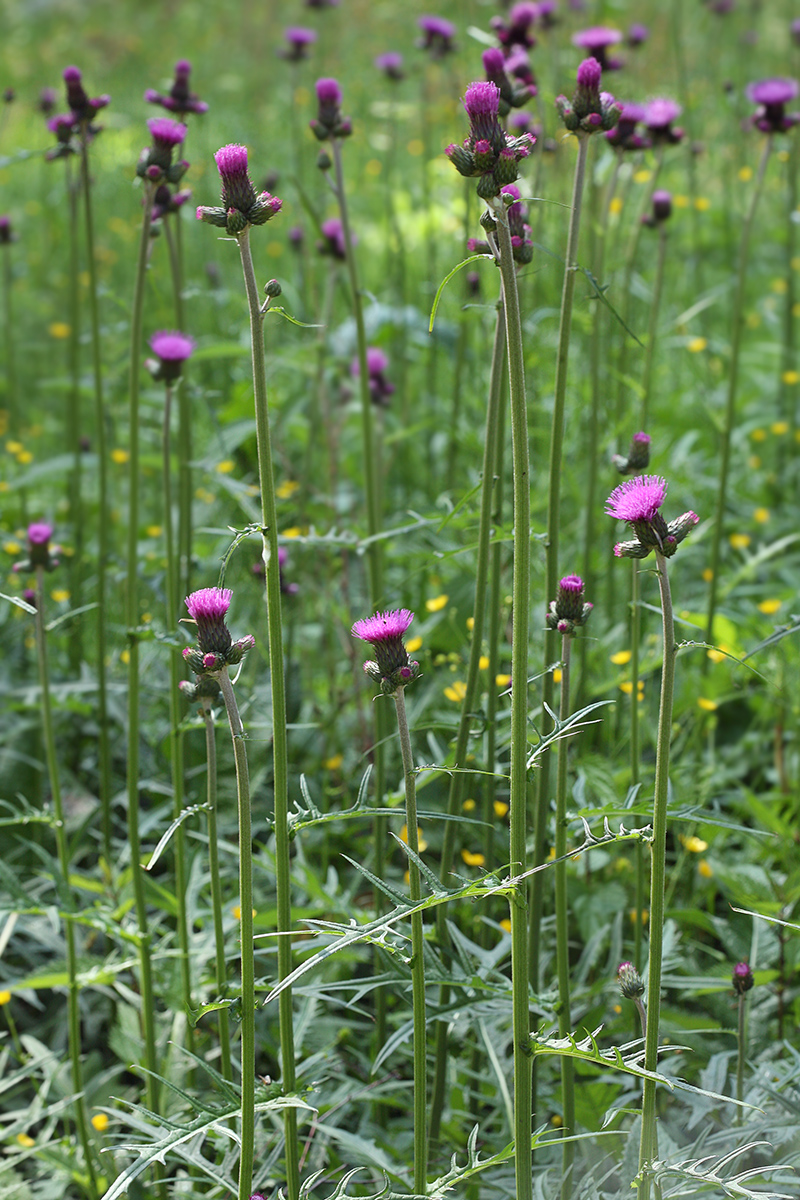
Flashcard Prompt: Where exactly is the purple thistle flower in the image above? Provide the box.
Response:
[732,961,754,994]
[618,961,645,999]
[62,65,109,123]
[28,522,53,547]
[546,574,593,635]
[352,608,419,693]
[612,430,651,474]
[14,522,59,573]
[447,81,536,198]
[318,217,352,259]
[483,47,536,115]
[310,77,351,141]
[0,216,13,246]
[137,117,188,184]
[352,347,395,407]
[747,78,800,134]
[39,87,57,115]
[557,58,620,133]
[375,52,404,81]
[183,587,254,669]
[627,23,649,47]
[644,98,684,144]
[418,14,456,57]
[146,60,208,117]
[283,27,317,61]
[152,184,192,221]
[641,189,672,228]
[146,330,196,383]
[197,143,282,235]
[491,3,538,50]
[606,475,698,559]
[572,26,623,70]
[605,101,650,150]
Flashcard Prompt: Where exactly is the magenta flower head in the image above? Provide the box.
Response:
[491,3,538,51]
[627,23,649,47]
[352,347,395,407]
[310,77,351,141]
[0,216,13,246]
[612,430,651,475]
[146,60,208,117]
[732,961,754,995]
[182,587,255,673]
[375,52,404,81]
[546,574,593,636]
[618,961,645,1000]
[136,117,188,184]
[317,217,353,260]
[606,475,698,559]
[644,98,684,145]
[152,184,192,222]
[39,87,57,115]
[417,15,456,58]
[282,27,317,61]
[146,330,196,383]
[197,144,282,236]
[557,58,620,133]
[352,608,420,695]
[63,65,110,123]
[642,189,672,228]
[572,26,624,70]
[747,78,800,134]
[606,101,650,150]
[446,81,536,199]
[14,522,59,573]
[482,47,536,117]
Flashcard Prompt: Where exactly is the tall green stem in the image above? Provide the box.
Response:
[202,700,232,1081]
[217,670,255,1200]
[393,688,427,1196]
[554,634,575,1200]
[429,296,506,1145]
[79,132,112,861]
[641,225,668,430]
[125,182,161,1122]
[638,550,677,1195]
[34,568,99,1200]
[65,158,85,680]
[493,195,532,1200]
[235,228,299,1200]
[736,990,747,1123]
[163,218,192,601]
[162,383,193,1051]
[704,137,772,655]
[631,562,644,971]
[533,132,590,997]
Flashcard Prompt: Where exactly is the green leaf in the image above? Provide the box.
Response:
[429,255,493,332]
[0,591,36,614]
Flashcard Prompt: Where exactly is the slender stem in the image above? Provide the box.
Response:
[202,701,232,1081]
[65,158,85,682]
[554,635,575,1200]
[641,226,668,430]
[79,132,112,861]
[638,551,677,1195]
[429,295,506,1145]
[493,195,532,1200]
[236,228,299,1200]
[125,181,161,1123]
[393,688,427,1195]
[163,383,193,1053]
[533,132,590,998]
[34,568,99,1199]
[736,992,747,1123]
[163,218,192,601]
[217,670,255,1200]
[2,240,16,432]
[631,562,643,970]
[704,137,772,654]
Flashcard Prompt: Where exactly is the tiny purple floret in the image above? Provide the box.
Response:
[351,608,414,644]
[147,117,187,146]
[633,431,651,445]
[418,15,455,37]
[606,475,667,523]
[572,26,623,50]
[286,26,317,45]
[559,574,584,592]
[645,98,682,127]
[150,330,196,362]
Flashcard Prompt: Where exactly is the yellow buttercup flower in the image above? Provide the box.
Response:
[276,479,299,499]
[758,598,782,615]
[697,697,718,711]
[771,421,789,435]
[0,990,10,1005]
[738,166,753,182]
[49,322,70,339]
[282,526,302,538]
[702,567,714,583]
[426,593,449,613]
[479,655,489,670]
[753,507,769,524]
[687,337,707,353]
[694,196,711,211]
[496,673,511,688]
[323,754,343,771]
[405,636,422,654]
[750,428,766,442]
[91,1113,109,1132]
[610,650,632,665]
[215,460,235,474]
[16,450,32,464]
[232,905,257,920]
[500,918,512,933]
[673,194,690,208]
[680,834,708,853]
[698,859,714,879]
[553,668,562,684]
[782,371,799,386]
[729,533,751,550]
[493,800,509,818]
[633,169,651,184]
[111,448,129,464]
[16,1133,35,1147]
[461,849,485,867]
[444,680,467,702]
[609,196,623,215]
[3,540,20,555]
[50,589,70,603]
[463,798,476,812]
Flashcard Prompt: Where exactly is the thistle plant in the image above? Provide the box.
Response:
[618,960,647,1040]
[447,78,535,1200]
[732,961,754,1121]
[182,589,257,1200]
[606,475,698,1195]
[546,575,593,1200]
[197,144,298,1200]
[705,79,797,655]
[352,609,424,1193]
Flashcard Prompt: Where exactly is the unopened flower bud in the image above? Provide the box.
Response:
[618,961,645,999]
[732,961,754,994]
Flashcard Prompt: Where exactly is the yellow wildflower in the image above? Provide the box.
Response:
[399,825,427,853]
[282,526,302,538]
[694,196,711,211]
[772,421,789,435]
[49,322,70,339]
[463,798,476,812]
[111,448,129,464]
[91,1113,109,1132]
[702,567,714,583]
[738,166,753,182]
[782,372,799,386]
[687,337,707,352]
[698,859,714,879]
[753,507,769,524]
[633,169,652,183]
[405,636,422,653]
[16,1134,34,1147]
[323,754,343,771]
[50,589,70,603]
[444,680,467,702]
[680,834,708,853]
[494,800,509,818]
[496,673,511,688]
[479,655,490,670]
[0,990,10,1005]
[500,918,512,933]
[426,593,449,613]
[609,196,623,215]
[461,849,485,867]
[758,598,782,615]
[276,479,299,499]
[750,428,766,442]
[553,668,562,684]
[610,650,632,665]
[466,616,474,630]
[729,533,751,550]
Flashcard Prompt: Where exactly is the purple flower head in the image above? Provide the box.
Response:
[310,77,351,141]
[352,347,395,407]
[63,65,109,123]
[572,26,623,70]
[183,587,252,668]
[137,117,188,183]
[501,183,533,263]
[14,522,59,573]
[447,80,536,197]
[546,573,593,635]
[352,608,419,693]
[147,330,196,383]
[146,59,208,117]
[491,2,538,50]
[482,47,536,115]
[505,47,537,91]
[627,23,649,47]
[39,87,57,115]
[747,78,800,134]
[732,961,754,994]
[152,184,192,221]
[375,52,404,81]
[318,217,353,259]
[46,112,78,156]
[606,100,650,150]
[283,27,317,61]
[197,144,282,235]
[557,58,620,133]
[418,15,456,57]
[0,215,12,245]
[645,98,684,144]
[607,475,698,559]
[651,189,672,222]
